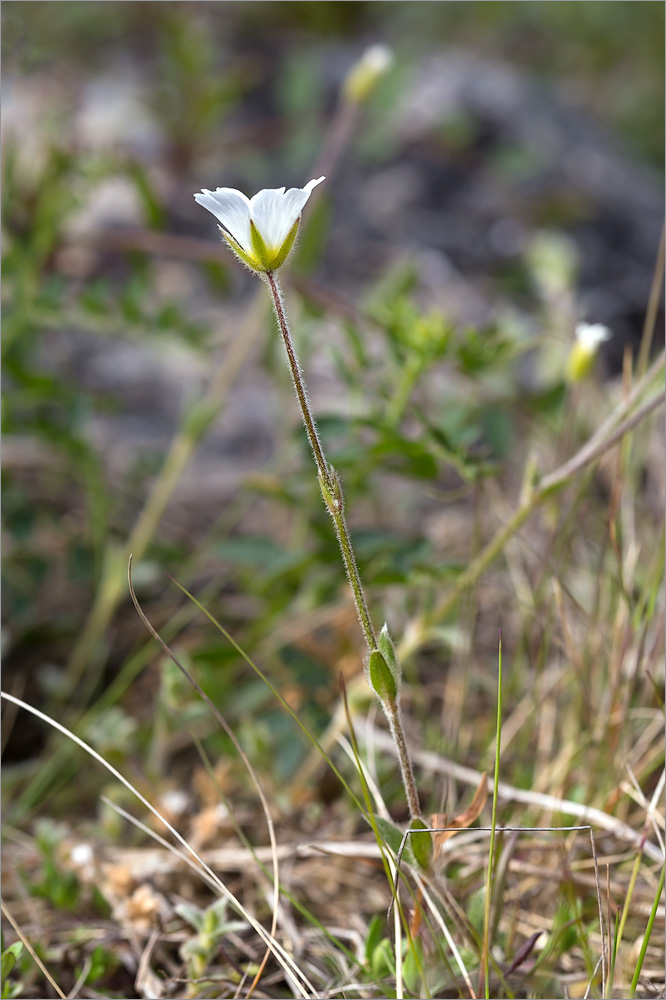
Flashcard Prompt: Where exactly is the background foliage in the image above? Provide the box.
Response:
[2,3,664,999]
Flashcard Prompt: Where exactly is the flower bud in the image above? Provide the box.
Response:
[565,322,611,383]
[343,45,393,105]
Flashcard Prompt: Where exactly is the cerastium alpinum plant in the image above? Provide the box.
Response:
[194,178,429,845]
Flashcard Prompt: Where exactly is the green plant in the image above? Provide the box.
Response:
[1,941,24,1000]
[176,897,249,994]
[2,10,664,996]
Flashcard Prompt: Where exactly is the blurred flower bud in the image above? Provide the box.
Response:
[343,44,393,105]
[526,231,578,300]
[565,322,612,382]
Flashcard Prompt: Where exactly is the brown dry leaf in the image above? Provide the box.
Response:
[412,775,489,939]
[430,771,488,862]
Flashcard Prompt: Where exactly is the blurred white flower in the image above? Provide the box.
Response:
[70,842,94,867]
[194,177,325,273]
[159,789,190,818]
[344,44,394,104]
[574,322,612,351]
[566,322,612,382]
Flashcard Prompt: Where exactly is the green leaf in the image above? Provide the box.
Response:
[370,937,395,979]
[409,817,433,872]
[378,624,401,689]
[367,649,397,703]
[374,816,409,857]
[174,901,205,932]
[402,935,425,996]
[364,914,384,964]
[1,942,23,983]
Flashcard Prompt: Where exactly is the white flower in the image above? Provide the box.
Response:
[575,323,612,351]
[70,843,94,867]
[194,177,325,273]
[566,322,612,382]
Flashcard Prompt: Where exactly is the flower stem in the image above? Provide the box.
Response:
[265,270,421,818]
[266,270,376,650]
[266,271,329,477]
[386,698,421,819]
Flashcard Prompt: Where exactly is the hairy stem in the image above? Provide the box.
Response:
[386,699,421,819]
[266,270,377,650]
[265,270,421,818]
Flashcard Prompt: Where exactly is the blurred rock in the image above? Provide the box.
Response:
[327,49,664,371]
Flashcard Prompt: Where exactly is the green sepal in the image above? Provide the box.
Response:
[367,649,397,703]
[565,341,595,382]
[220,229,262,272]
[378,623,401,690]
[409,816,433,871]
[249,219,272,271]
[268,217,300,270]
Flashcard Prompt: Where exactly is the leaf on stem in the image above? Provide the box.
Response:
[366,649,398,703]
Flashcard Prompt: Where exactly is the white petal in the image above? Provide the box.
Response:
[250,177,326,251]
[193,187,252,253]
[248,187,288,251]
[361,45,393,74]
[303,176,326,194]
[575,323,611,350]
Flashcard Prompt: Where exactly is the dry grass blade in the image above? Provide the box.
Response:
[361,723,665,863]
[1,897,67,1000]
[430,772,489,863]
[588,828,606,996]
[415,874,477,999]
[128,555,280,999]
[0,692,317,999]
